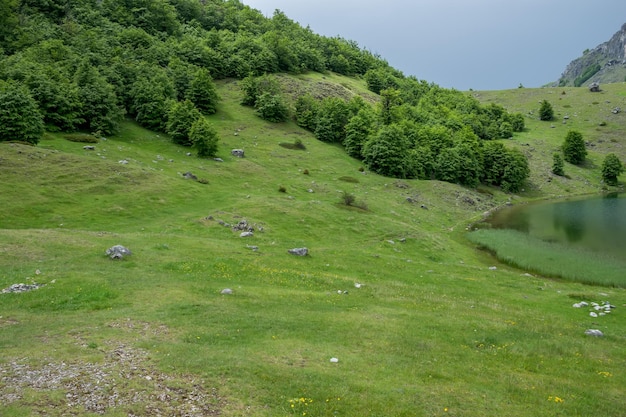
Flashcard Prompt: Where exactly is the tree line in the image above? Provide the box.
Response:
[0,0,531,190]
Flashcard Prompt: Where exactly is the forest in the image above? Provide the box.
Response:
[0,0,529,191]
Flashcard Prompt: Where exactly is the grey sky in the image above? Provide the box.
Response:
[243,0,626,90]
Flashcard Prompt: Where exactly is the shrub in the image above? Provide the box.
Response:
[255,92,289,122]
[341,191,356,206]
[539,100,554,121]
[189,117,219,157]
[562,130,586,165]
[601,153,624,185]
[0,80,44,144]
[552,153,565,176]
[278,185,287,193]
[303,169,309,175]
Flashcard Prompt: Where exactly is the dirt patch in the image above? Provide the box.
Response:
[0,343,223,416]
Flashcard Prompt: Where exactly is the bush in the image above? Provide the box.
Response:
[342,191,356,206]
[166,100,201,146]
[255,92,289,122]
[539,100,554,121]
[562,130,586,165]
[552,153,565,176]
[189,117,219,157]
[601,153,624,185]
[0,80,44,144]
[278,185,287,193]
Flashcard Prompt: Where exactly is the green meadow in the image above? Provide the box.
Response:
[1,76,625,416]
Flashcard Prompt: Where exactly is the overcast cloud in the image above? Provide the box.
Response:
[244,0,626,90]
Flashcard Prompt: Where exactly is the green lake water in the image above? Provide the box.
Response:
[486,193,626,262]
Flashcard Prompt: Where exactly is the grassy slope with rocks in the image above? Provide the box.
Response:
[1,74,625,417]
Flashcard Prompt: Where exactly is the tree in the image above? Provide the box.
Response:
[0,80,44,144]
[255,92,289,122]
[186,68,219,114]
[601,153,624,185]
[482,142,529,192]
[166,99,202,146]
[74,61,124,134]
[552,153,565,176]
[362,124,417,178]
[130,72,175,131]
[562,130,586,165]
[539,100,554,121]
[294,93,319,131]
[189,117,219,157]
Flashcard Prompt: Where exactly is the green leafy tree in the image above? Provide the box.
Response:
[552,153,565,176]
[562,130,587,165]
[130,72,175,131]
[362,124,417,178]
[294,93,319,131]
[74,61,124,134]
[344,108,376,158]
[0,80,44,144]
[186,68,219,114]
[379,88,401,125]
[255,92,289,122]
[314,98,350,143]
[601,153,624,185]
[166,99,201,146]
[539,100,554,121]
[499,121,513,138]
[482,142,529,192]
[190,117,219,157]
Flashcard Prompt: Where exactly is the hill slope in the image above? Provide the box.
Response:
[557,23,626,86]
[1,74,625,416]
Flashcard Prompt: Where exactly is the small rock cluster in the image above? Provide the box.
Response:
[2,283,44,294]
[572,300,615,317]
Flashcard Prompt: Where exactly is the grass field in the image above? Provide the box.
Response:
[1,75,625,416]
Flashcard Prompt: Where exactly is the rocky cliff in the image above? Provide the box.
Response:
[556,23,626,87]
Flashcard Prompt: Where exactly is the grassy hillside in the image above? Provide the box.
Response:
[1,75,625,417]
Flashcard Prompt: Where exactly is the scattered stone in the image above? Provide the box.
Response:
[231,149,245,158]
[83,145,95,150]
[354,283,362,288]
[307,189,314,193]
[563,115,570,120]
[589,82,601,92]
[387,240,395,244]
[288,247,308,256]
[186,152,192,156]
[329,357,339,363]
[240,231,253,238]
[220,288,233,295]
[589,312,598,317]
[118,159,128,164]
[246,245,259,251]
[2,283,44,294]
[488,266,497,270]
[213,158,224,162]
[105,245,132,260]
[612,107,620,114]
[584,329,604,337]
[183,171,198,180]
[420,204,428,210]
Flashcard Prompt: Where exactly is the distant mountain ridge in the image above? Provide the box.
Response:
[556,23,626,87]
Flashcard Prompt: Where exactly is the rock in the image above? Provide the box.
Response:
[584,329,604,337]
[589,312,598,318]
[246,245,259,251]
[329,357,339,363]
[83,145,95,150]
[354,283,362,288]
[213,158,224,162]
[589,82,601,92]
[240,231,254,238]
[2,283,44,293]
[488,266,497,270]
[183,171,198,180]
[118,159,128,164]
[612,107,620,114]
[231,149,245,158]
[105,245,131,260]
[288,247,309,256]
[220,288,233,295]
